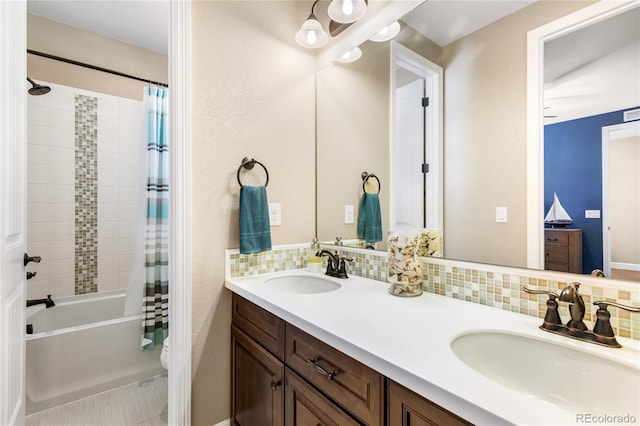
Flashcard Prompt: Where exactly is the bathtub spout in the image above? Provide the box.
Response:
[26,294,55,308]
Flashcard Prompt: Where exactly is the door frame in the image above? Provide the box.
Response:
[390,41,443,234]
[601,120,640,277]
[168,0,192,424]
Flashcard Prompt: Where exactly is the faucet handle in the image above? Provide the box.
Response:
[523,287,562,329]
[590,300,639,348]
[523,287,559,299]
[593,300,640,313]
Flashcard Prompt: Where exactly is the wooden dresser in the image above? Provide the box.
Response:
[544,228,582,273]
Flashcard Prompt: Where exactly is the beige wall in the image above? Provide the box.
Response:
[27,14,167,101]
[190,2,316,424]
[441,0,593,267]
[610,136,640,265]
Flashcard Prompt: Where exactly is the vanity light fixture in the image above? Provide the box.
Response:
[327,0,367,24]
[369,21,401,42]
[336,46,362,63]
[295,0,329,49]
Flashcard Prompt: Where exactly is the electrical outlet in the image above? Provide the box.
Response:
[496,207,508,223]
[268,203,281,226]
[585,210,601,219]
[345,205,354,224]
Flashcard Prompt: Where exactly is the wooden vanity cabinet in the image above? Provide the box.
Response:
[544,229,582,273]
[388,380,472,426]
[231,294,376,425]
[231,293,470,426]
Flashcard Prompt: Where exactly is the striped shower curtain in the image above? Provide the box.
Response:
[142,86,169,350]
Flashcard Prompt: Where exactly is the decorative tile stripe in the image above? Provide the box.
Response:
[227,247,309,278]
[75,95,98,295]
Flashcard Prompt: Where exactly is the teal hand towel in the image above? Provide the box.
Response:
[357,193,382,243]
[239,186,272,254]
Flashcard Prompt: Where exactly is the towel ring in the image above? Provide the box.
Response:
[361,172,380,194]
[237,157,269,187]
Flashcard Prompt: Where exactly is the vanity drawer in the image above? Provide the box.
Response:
[232,294,285,360]
[285,324,384,426]
[545,246,569,263]
[545,231,569,246]
[285,367,361,426]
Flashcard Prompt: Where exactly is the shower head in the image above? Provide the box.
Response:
[27,77,51,96]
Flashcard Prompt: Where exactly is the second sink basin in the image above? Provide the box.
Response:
[264,275,341,294]
[451,331,640,414]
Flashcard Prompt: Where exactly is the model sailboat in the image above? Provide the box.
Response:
[544,192,573,227]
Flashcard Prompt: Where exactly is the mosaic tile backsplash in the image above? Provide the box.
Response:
[75,95,99,295]
[226,243,640,341]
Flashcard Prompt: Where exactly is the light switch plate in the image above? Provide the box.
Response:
[496,206,508,223]
[345,205,354,224]
[268,203,281,226]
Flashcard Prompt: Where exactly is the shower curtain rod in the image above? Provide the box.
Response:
[27,49,169,88]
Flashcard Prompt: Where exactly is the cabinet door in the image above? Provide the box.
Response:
[285,368,360,426]
[388,380,471,426]
[232,325,284,426]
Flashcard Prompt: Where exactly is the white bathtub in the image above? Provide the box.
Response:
[25,290,165,414]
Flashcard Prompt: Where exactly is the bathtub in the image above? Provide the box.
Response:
[25,290,165,414]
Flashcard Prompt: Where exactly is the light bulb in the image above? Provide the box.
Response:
[343,0,353,17]
[328,0,367,24]
[307,29,317,45]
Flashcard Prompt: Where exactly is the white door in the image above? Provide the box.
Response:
[1,1,27,425]
[394,78,425,231]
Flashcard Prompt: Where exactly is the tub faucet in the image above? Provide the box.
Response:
[26,294,55,308]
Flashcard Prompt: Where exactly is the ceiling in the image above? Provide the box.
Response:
[27,0,639,123]
[401,0,535,47]
[27,0,169,54]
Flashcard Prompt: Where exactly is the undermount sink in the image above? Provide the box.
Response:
[264,275,341,294]
[451,331,640,414]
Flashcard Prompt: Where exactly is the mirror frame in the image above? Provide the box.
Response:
[526,0,640,270]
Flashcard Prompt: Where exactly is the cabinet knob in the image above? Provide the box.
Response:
[270,379,281,391]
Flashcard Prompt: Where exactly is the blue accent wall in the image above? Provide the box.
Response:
[544,107,639,274]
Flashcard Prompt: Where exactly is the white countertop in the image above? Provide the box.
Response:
[225,269,640,426]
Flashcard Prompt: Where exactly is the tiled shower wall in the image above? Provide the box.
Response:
[27,82,142,299]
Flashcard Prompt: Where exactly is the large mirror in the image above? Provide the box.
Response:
[316,0,640,282]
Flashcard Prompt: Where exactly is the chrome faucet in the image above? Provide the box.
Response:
[26,294,55,309]
[524,282,640,348]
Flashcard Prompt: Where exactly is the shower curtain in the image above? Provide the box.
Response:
[141,86,169,350]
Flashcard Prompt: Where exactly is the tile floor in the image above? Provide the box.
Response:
[25,374,168,426]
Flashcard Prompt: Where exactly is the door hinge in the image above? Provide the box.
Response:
[422,97,429,107]
[422,163,429,173]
